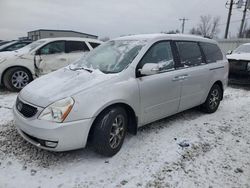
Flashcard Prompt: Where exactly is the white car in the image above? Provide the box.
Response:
[13,34,228,156]
[0,37,102,91]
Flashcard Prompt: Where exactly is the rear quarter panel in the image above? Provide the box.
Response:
[201,59,229,103]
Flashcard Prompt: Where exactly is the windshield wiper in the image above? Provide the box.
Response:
[69,65,93,73]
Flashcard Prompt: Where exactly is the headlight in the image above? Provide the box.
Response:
[38,97,74,123]
[0,58,6,63]
[247,62,250,71]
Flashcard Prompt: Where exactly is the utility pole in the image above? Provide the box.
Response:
[239,0,249,38]
[179,18,188,34]
[224,0,234,39]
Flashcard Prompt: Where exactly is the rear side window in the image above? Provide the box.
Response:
[66,41,89,53]
[176,41,203,67]
[89,42,100,49]
[200,42,223,63]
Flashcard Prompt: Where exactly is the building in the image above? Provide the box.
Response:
[27,29,98,41]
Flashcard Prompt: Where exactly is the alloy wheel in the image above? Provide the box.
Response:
[11,71,30,89]
[209,89,220,110]
[109,114,125,149]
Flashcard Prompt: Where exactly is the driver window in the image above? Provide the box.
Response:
[39,41,65,55]
[139,41,174,72]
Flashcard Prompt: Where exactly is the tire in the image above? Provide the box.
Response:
[201,84,222,113]
[3,67,32,92]
[92,107,128,157]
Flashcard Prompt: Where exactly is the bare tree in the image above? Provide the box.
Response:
[189,27,202,35]
[190,15,220,38]
[161,29,180,34]
[210,16,220,38]
[198,15,212,37]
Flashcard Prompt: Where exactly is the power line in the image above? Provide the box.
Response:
[179,18,189,34]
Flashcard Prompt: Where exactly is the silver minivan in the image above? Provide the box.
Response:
[13,34,228,156]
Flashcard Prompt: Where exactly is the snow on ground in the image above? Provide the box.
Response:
[0,86,250,188]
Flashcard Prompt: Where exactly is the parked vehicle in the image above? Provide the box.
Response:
[0,37,102,91]
[13,34,228,156]
[0,40,32,52]
[227,43,250,79]
[0,40,11,46]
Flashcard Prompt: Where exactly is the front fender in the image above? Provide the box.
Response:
[66,78,141,122]
[0,57,35,84]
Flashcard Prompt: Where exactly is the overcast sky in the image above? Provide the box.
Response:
[0,0,246,40]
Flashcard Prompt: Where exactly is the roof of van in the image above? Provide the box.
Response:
[115,33,216,43]
[36,37,102,43]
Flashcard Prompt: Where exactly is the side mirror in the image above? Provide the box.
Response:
[139,63,159,76]
[35,50,41,55]
[227,50,232,55]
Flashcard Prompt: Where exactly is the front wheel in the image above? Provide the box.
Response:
[201,84,222,113]
[3,67,32,92]
[92,107,127,157]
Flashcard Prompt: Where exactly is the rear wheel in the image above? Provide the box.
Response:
[201,84,222,113]
[92,107,127,157]
[3,67,32,92]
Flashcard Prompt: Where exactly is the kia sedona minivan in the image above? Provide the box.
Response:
[0,37,102,91]
[13,34,228,156]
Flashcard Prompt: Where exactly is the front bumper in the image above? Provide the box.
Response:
[13,105,94,151]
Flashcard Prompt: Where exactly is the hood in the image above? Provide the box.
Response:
[0,51,18,58]
[227,53,250,61]
[20,68,117,107]
[0,49,29,59]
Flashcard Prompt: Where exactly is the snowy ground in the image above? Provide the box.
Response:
[0,86,250,188]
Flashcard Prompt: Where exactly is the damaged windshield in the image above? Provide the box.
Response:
[72,40,146,73]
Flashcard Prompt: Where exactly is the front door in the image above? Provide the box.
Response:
[35,41,68,76]
[136,41,182,124]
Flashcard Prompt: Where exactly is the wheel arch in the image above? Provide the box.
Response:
[1,66,34,85]
[87,102,138,145]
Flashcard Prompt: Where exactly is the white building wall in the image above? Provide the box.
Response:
[217,38,250,54]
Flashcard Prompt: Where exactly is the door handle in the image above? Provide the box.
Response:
[181,74,189,79]
[172,74,189,81]
[59,58,67,61]
[172,76,183,81]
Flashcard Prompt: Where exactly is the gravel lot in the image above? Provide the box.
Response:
[0,86,249,188]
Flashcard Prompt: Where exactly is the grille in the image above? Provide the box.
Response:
[16,97,38,118]
[229,60,247,71]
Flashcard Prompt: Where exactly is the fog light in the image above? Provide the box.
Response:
[45,141,58,148]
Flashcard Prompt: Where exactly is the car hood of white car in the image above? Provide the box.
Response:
[0,50,28,59]
[19,67,117,107]
[226,53,250,61]
[0,51,18,58]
